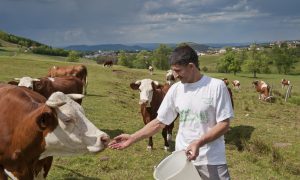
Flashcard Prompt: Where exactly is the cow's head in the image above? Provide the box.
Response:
[252,80,259,87]
[221,78,229,86]
[14,77,40,89]
[130,79,159,107]
[39,92,109,159]
[166,70,175,85]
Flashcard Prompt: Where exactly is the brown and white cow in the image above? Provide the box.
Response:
[13,76,84,104]
[0,84,109,179]
[148,66,154,75]
[281,79,290,89]
[232,80,241,90]
[166,70,175,85]
[47,65,88,95]
[252,80,271,101]
[130,79,175,150]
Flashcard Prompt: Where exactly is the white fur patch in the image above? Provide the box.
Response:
[40,92,108,159]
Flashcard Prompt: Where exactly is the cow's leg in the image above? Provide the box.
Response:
[83,77,88,95]
[147,137,153,150]
[0,166,8,180]
[33,156,53,179]
[162,128,169,151]
[167,122,175,142]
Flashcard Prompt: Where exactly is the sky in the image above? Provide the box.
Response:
[1,0,299,47]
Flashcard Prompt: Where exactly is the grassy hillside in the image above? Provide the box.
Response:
[0,46,299,179]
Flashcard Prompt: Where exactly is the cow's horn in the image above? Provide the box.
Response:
[67,94,85,100]
[33,78,40,82]
[153,81,159,86]
[135,80,141,85]
[46,100,66,108]
[14,78,20,81]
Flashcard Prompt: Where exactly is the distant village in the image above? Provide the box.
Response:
[83,40,300,59]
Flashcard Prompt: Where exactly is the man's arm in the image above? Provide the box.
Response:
[186,119,230,160]
[108,119,166,150]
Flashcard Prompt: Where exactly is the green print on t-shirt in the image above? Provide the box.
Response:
[179,109,208,123]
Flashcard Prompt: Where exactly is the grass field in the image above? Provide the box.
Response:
[0,48,299,180]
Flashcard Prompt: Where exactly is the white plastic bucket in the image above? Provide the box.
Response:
[153,150,200,180]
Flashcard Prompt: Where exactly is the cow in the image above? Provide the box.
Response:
[13,76,84,104]
[130,79,175,151]
[0,84,109,179]
[166,70,175,85]
[281,79,290,89]
[252,80,271,101]
[232,80,241,90]
[148,66,154,75]
[103,60,113,67]
[221,78,234,109]
[47,65,88,95]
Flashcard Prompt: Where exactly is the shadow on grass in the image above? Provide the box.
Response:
[53,165,100,180]
[225,125,255,151]
[101,128,124,138]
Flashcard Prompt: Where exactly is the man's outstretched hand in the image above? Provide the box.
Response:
[108,134,133,150]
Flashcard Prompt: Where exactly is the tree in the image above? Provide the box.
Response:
[231,49,247,75]
[132,50,151,69]
[67,50,80,62]
[117,50,132,67]
[242,44,262,78]
[271,46,296,74]
[217,48,244,75]
[152,44,172,70]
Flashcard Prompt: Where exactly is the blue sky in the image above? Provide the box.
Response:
[1,0,299,47]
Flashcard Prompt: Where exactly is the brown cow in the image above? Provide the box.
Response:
[281,79,290,89]
[47,65,88,95]
[221,78,234,109]
[103,60,113,67]
[130,79,175,150]
[252,80,271,101]
[12,76,84,104]
[0,84,109,179]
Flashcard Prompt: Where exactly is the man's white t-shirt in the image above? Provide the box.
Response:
[157,75,234,165]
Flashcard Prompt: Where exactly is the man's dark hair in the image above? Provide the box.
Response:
[169,45,199,70]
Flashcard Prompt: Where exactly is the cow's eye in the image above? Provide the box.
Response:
[63,118,73,124]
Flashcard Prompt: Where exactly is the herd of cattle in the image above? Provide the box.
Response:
[222,78,291,103]
[0,63,292,179]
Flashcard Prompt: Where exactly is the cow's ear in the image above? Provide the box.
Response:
[36,112,56,131]
[8,80,19,85]
[152,81,162,89]
[130,82,140,90]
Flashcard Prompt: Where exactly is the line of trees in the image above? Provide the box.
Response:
[117,44,172,70]
[0,31,43,48]
[217,44,299,77]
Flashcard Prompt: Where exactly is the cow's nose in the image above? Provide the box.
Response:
[100,135,110,147]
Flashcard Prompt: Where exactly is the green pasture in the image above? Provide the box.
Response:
[0,50,299,180]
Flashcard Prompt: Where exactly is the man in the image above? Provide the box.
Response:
[109,45,234,179]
